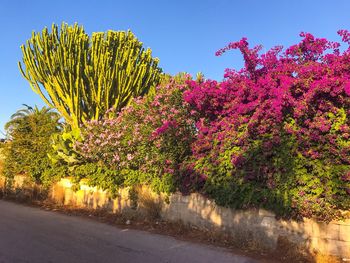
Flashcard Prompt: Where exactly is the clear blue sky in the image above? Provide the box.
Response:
[1,0,350,136]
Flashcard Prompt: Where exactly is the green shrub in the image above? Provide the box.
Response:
[2,105,66,185]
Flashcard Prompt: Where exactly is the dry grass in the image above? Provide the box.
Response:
[274,236,314,262]
[272,236,343,263]
[136,187,162,220]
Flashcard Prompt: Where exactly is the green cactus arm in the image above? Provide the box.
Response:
[19,23,162,128]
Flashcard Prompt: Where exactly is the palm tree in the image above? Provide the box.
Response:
[5,105,62,137]
[2,105,63,181]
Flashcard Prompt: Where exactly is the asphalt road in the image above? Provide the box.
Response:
[0,200,258,263]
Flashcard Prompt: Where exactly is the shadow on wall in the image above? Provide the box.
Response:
[50,178,132,214]
[0,175,47,201]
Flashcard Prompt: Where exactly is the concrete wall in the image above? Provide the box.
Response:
[1,175,350,258]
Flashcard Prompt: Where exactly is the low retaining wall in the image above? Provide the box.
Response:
[1,175,349,258]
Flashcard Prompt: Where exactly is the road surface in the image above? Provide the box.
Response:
[0,200,258,263]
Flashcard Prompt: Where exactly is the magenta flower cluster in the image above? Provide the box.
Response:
[183,31,350,220]
[76,77,198,193]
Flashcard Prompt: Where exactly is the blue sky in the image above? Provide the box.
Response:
[1,0,350,136]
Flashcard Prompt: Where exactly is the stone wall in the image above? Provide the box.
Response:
[1,175,349,258]
[163,193,350,257]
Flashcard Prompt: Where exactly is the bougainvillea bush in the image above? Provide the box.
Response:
[184,31,350,221]
[75,75,201,195]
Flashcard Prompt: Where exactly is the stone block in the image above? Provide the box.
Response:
[169,193,181,204]
[180,195,190,204]
[278,220,310,238]
[75,190,86,206]
[261,216,277,230]
[64,188,74,205]
[339,225,350,242]
[313,222,339,240]
[321,239,350,257]
[258,209,275,217]
[190,193,206,206]
[188,197,205,214]
[200,204,216,220]
[309,237,320,252]
[300,219,314,237]
[207,207,222,227]
[163,211,181,222]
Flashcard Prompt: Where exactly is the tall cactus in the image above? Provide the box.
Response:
[19,23,162,128]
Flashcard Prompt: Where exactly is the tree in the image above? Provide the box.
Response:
[5,104,58,132]
[3,105,62,183]
[19,23,162,128]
